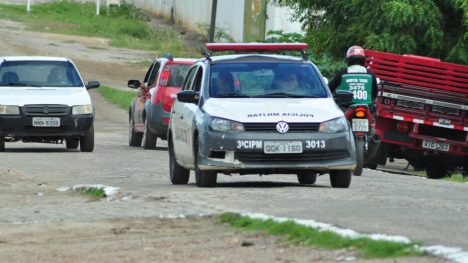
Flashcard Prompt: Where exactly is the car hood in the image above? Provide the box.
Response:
[0,87,92,106]
[203,98,343,123]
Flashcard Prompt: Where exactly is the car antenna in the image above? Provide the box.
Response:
[200,48,211,60]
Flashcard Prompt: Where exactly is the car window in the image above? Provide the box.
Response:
[167,64,191,87]
[181,66,197,91]
[143,62,156,83]
[147,61,161,87]
[209,62,327,98]
[0,60,83,87]
[192,67,204,92]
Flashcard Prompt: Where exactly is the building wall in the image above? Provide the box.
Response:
[124,0,302,42]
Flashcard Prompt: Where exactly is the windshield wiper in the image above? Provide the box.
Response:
[215,93,250,98]
[257,92,306,98]
[1,82,41,87]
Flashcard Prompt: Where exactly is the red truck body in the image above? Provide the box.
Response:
[364,49,468,178]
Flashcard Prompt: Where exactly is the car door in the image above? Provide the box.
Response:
[181,66,205,165]
[145,61,161,124]
[171,65,198,165]
[135,61,159,125]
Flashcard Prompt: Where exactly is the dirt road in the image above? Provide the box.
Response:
[0,12,464,263]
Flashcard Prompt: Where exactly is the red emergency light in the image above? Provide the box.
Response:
[205,43,308,52]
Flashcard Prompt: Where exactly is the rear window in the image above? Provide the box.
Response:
[209,62,327,98]
[167,63,192,87]
[0,60,83,87]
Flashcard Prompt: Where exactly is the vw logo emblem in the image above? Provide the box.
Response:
[43,106,49,114]
[276,121,289,133]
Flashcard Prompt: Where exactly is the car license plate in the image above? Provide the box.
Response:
[32,117,60,127]
[422,140,450,152]
[264,141,303,154]
[352,119,369,132]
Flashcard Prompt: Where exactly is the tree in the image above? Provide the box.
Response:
[271,0,467,64]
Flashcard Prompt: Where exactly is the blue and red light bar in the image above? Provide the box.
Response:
[206,43,308,52]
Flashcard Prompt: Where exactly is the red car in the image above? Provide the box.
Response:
[128,55,195,149]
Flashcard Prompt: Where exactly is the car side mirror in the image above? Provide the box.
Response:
[86,81,100,90]
[127,79,141,89]
[333,90,354,106]
[177,90,199,104]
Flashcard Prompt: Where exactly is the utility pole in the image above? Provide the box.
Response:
[208,0,217,43]
[26,0,31,13]
[96,0,100,16]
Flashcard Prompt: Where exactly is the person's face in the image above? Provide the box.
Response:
[216,76,231,92]
[278,74,298,90]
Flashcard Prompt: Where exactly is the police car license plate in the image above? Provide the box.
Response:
[264,141,303,154]
[352,119,369,132]
[422,140,450,152]
[32,117,60,127]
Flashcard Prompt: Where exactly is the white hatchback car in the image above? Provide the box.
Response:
[0,56,100,152]
[168,43,357,188]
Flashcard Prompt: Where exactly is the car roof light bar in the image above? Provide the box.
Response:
[206,43,308,52]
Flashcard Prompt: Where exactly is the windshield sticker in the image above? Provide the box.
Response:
[247,113,313,118]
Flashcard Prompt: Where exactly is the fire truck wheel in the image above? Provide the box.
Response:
[425,164,450,179]
[297,172,317,184]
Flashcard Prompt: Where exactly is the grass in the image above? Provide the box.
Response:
[443,173,468,183]
[97,86,135,110]
[75,186,106,199]
[0,1,192,56]
[219,213,425,259]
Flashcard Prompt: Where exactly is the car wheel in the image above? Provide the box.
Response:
[0,137,5,152]
[65,138,79,149]
[297,172,317,184]
[169,138,189,184]
[366,163,378,170]
[194,139,217,187]
[128,115,142,147]
[80,125,94,152]
[426,164,450,179]
[353,137,365,176]
[142,118,156,149]
[329,170,351,188]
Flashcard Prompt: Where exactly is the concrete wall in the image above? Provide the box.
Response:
[124,0,302,42]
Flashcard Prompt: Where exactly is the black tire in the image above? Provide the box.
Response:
[169,138,189,184]
[426,164,450,179]
[297,172,317,184]
[65,138,79,149]
[0,137,5,152]
[329,170,352,188]
[142,118,157,149]
[353,137,365,176]
[366,163,378,170]
[80,125,94,152]
[128,115,142,147]
[194,139,217,187]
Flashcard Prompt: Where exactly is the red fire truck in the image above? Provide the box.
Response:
[364,50,468,178]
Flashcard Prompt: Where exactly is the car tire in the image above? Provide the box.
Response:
[297,172,317,184]
[80,125,94,152]
[329,170,351,188]
[426,164,450,179]
[128,115,142,147]
[65,138,79,149]
[169,138,189,184]
[353,137,365,176]
[0,137,5,152]
[194,139,217,187]
[366,163,378,170]
[142,118,156,149]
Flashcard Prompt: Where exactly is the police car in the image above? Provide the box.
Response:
[168,43,356,188]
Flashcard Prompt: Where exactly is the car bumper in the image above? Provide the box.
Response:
[197,129,357,172]
[0,114,93,138]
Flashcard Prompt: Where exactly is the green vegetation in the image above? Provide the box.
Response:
[272,0,467,64]
[75,186,106,199]
[443,174,468,183]
[220,213,425,259]
[0,1,192,56]
[97,86,135,110]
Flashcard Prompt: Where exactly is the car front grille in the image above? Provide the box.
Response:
[23,105,69,116]
[235,150,349,163]
[243,122,320,132]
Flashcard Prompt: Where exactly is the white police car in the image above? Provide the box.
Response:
[168,43,356,188]
[0,56,99,152]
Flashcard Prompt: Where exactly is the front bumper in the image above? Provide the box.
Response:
[197,129,357,172]
[0,114,93,139]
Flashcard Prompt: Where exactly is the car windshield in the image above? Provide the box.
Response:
[209,62,328,98]
[0,60,83,87]
[167,63,192,87]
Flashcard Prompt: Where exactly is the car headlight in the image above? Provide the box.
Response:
[0,105,20,115]
[211,118,244,133]
[319,116,348,133]
[72,105,93,115]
